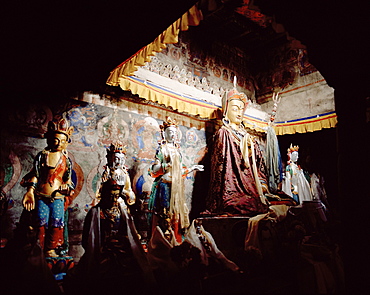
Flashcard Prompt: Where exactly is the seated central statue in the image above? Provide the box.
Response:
[206,88,269,216]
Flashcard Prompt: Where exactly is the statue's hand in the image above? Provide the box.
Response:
[122,189,135,205]
[127,194,135,206]
[191,164,204,172]
[91,197,100,207]
[59,184,74,196]
[151,161,163,173]
[23,190,35,211]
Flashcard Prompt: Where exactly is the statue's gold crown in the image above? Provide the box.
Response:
[287,144,299,154]
[223,87,248,116]
[107,141,127,154]
[226,88,248,105]
[45,117,74,140]
[160,117,178,130]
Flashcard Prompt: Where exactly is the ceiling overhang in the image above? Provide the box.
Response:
[106,0,337,135]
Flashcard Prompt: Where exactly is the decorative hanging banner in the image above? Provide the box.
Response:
[106,4,203,84]
[273,111,337,135]
[105,2,337,135]
[115,75,337,135]
[116,75,263,130]
[117,75,219,119]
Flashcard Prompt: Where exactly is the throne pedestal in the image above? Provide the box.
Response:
[45,256,74,281]
[196,216,249,263]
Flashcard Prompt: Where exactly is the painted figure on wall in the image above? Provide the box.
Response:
[282,144,313,204]
[206,86,269,216]
[148,117,204,244]
[21,117,75,257]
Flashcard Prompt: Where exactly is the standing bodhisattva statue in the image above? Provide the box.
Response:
[21,117,75,257]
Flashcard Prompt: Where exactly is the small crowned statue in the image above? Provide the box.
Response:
[79,141,153,287]
[95,141,136,241]
[282,144,313,205]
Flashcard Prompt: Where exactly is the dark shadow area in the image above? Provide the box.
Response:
[190,119,217,220]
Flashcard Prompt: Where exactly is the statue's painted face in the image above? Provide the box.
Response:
[47,133,68,152]
[164,126,177,143]
[226,99,245,125]
[112,152,126,169]
[291,151,299,162]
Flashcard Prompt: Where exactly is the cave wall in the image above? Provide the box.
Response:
[0,93,210,260]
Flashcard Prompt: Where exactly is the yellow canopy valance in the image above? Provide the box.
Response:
[273,112,337,135]
[115,75,337,135]
[105,2,337,135]
[117,76,219,119]
[106,4,203,85]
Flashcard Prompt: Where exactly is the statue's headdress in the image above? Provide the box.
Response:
[287,144,299,155]
[106,141,127,156]
[45,117,74,141]
[159,117,180,145]
[160,117,178,131]
[105,141,127,171]
[222,77,248,116]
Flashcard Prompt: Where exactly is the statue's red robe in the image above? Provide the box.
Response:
[207,126,269,216]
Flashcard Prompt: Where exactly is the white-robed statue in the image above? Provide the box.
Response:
[282,144,313,205]
[147,117,204,245]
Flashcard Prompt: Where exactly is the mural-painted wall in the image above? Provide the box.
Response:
[0,95,209,260]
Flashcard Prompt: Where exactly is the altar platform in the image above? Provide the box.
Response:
[196,206,344,294]
[196,216,249,264]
